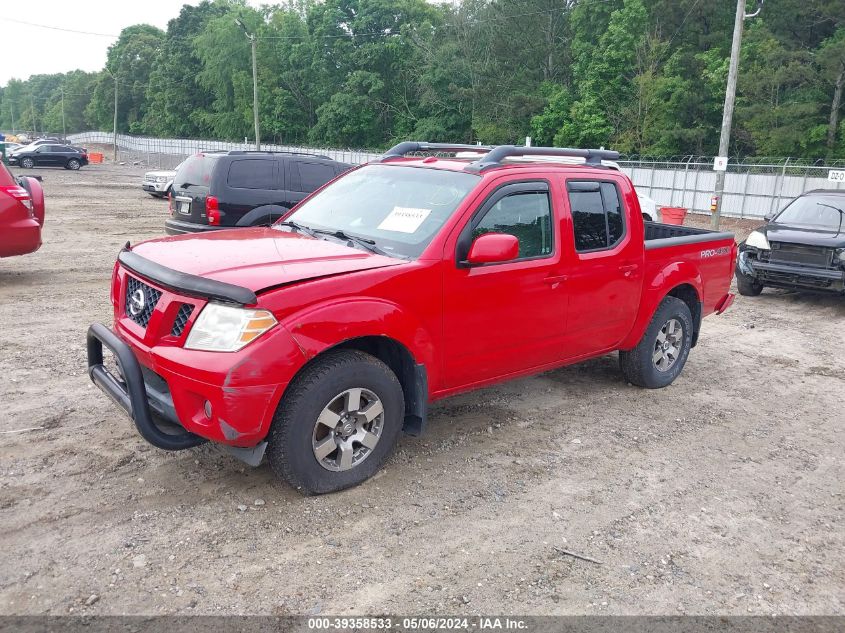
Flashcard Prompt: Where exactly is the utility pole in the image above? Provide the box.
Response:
[711,0,763,229]
[30,93,36,137]
[60,87,67,139]
[105,66,119,162]
[10,101,15,135]
[235,18,261,150]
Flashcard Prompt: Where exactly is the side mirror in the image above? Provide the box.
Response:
[763,213,774,222]
[466,233,519,265]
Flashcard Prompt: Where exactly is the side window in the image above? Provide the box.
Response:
[473,191,553,259]
[295,162,336,192]
[227,159,275,190]
[567,181,626,252]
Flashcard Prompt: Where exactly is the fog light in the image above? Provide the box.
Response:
[203,400,213,419]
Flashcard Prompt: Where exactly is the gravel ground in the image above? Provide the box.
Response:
[0,163,843,616]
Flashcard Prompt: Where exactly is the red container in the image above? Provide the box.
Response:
[660,206,687,225]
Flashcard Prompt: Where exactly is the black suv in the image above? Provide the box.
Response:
[10,144,89,170]
[736,189,845,295]
[164,151,351,235]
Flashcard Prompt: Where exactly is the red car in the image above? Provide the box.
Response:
[87,143,736,494]
[0,162,45,257]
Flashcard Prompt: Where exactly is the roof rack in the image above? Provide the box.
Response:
[465,145,620,172]
[376,141,619,172]
[226,150,331,159]
[376,142,495,162]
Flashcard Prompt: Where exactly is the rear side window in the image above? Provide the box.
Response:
[227,159,275,190]
[174,154,221,189]
[567,181,626,252]
[473,191,553,259]
[294,162,336,192]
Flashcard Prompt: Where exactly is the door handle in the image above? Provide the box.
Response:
[544,274,568,286]
[619,264,639,277]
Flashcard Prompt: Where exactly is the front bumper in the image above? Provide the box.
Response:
[87,323,206,451]
[738,251,845,292]
[142,182,168,193]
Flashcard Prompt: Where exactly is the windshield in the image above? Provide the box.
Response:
[173,153,220,189]
[775,195,845,230]
[280,164,479,259]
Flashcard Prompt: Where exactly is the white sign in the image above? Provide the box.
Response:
[828,170,845,183]
[377,206,432,233]
[713,156,728,172]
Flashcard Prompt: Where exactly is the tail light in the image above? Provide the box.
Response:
[206,195,220,225]
[2,185,33,215]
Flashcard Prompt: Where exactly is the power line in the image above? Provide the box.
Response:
[0,17,118,38]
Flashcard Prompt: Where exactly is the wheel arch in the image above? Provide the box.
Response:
[288,334,428,436]
[620,264,704,351]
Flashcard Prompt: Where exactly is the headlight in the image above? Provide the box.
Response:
[745,230,770,250]
[184,303,277,352]
[156,176,168,182]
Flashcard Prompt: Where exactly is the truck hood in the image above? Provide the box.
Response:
[144,170,177,178]
[130,227,404,293]
[761,223,845,248]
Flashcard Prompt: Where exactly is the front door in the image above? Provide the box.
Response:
[442,179,569,389]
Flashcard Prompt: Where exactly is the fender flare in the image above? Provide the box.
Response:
[236,204,289,227]
[282,298,437,433]
[619,261,703,350]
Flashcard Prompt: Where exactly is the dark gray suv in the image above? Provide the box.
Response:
[165,150,352,235]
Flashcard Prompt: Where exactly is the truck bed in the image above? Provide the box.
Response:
[644,221,735,249]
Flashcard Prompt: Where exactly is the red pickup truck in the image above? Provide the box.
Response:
[87,143,736,494]
[0,162,45,258]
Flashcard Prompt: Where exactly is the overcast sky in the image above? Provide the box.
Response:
[0,1,261,86]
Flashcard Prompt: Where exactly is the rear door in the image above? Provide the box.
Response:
[219,157,280,225]
[559,177,644,356]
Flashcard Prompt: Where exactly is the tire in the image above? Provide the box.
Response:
[736,271,763,296]
[619,296,694,389]
[66,158,81,170]
[642,213,653,223]
[266,349,404,495]
[20,157,35,169]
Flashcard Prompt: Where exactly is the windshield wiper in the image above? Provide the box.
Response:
[817,203,845,234]
[310,228,396,258]
[276,220,317,237]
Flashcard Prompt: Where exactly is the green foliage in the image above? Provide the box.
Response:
[1,0,843,158]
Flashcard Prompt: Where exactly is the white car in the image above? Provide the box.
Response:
[141,162,183,198]
[637,193,663,223]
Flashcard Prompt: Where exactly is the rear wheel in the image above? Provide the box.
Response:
[266,350,404,495]
[66,158,81,170]
[736,271,763,296]
[20,157,35,169]
[619,296,694,389]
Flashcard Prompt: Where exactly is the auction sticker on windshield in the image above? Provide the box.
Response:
[377,206,431,233]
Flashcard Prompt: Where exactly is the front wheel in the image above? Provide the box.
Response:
[619,296,694,389]
[266,350,404,495]
[66,158,81,170]
[736,271,763,296]
[20,157,35,169]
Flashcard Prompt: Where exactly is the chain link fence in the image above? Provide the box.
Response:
[67,132,845,219]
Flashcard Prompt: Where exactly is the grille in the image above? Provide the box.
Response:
[171,303,194,337]
[770,243,833,268]
[125,276,161,328]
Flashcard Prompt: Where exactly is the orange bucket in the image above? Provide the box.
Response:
[660,206,687,225]
[88,152,104,164]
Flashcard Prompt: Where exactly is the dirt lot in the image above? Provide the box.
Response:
[1,163,843,616]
